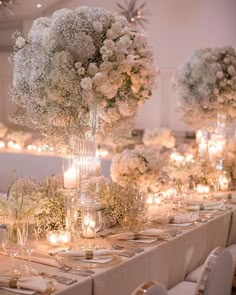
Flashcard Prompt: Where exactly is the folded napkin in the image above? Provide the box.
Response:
[140,229,169,236]
[187,201,224,211]
[172,212,199,224]
[151,212,199,225]
[58,249,120,257]
[0,276,49,293]
[109,232,157,244]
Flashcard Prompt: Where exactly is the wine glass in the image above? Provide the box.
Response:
[23,221,39,273]
[2,223,23,276]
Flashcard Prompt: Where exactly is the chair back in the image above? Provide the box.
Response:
[195,247,234,295]
[132,281,167,295]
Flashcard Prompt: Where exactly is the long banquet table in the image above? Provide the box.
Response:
[1,204,236,295]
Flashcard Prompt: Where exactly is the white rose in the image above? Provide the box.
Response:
[93,21,103,33]
[104,39,115,50]
[100,61,113,73]
[87,63,98,76]
[116,53,126,63]
[80,77,93,90]
[77,67,85,75]
[216,71,224,79]
[93,72,108,86]
[15,36,26,48]
[228,65,236,76]
[75,62,82,69]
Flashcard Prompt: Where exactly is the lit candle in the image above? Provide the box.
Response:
[185,153,193,162]
[0,140,5,148]
[83,215,96,238]
[154,196,161,205]
[196,129,205,144]
[63,165,77,189]
[59,231,71,244]
[146,195,154,205]
[170,152,185,163]
[196,184,210,194]
[13,143,22,151]
[47,231,60,247]
[219,175,230,191]
[198,140,208,158]
[208,142,218,162]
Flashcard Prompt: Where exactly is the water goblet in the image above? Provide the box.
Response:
[2,223,23,276]
[23,222,39,274]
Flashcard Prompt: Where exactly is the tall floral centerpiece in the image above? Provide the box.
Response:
[175,46,236,130]
[10,6,158,233]
[10,6,157,151]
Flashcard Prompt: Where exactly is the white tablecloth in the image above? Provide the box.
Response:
[0,207,235,295]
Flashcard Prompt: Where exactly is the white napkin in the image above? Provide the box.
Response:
[0,276,49,293]
[110,232,157,244]
[140,229,167,236]
[188,201,224,211]
[17,277,48,293]
[58,249,120,257]
[173,212,199,224]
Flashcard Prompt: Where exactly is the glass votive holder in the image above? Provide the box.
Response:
[47,230,71,247]
[59,231,71,244]
[47,231,61,247]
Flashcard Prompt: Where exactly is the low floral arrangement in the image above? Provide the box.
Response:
[0,175,66,236]
[175,46,236,129]
[110,148,165,193]
[89,178,147,230]
[36,174,66,236]
[10,6,157,150]
[0,177,44,222]
[142,128,176,149]
[165,153,219,188]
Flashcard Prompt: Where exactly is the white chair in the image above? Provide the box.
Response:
[168,247,234,295]
[132,281,167,295]
[227,244,236,288]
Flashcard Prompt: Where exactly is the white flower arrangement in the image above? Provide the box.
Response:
[10,6,157,149]
[110,148,163,192]
[175,46,236,129]
[0,177,45,222]
[142,128,176,149]
[164,152,219,187]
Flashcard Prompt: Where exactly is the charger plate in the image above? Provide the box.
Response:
[56,253,121,269]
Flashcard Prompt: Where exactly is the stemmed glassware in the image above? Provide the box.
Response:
[23,220,39,273]
[2,221,27,276]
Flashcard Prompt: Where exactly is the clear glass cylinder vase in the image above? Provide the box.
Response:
[70,100,98,203]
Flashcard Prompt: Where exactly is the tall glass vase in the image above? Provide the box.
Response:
[70,100,98,204]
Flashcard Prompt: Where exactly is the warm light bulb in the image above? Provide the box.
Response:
[37,3,42,8]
